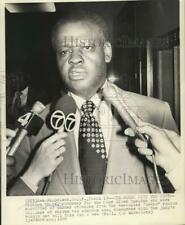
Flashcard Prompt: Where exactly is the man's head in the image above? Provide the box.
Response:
[51,11,112,99]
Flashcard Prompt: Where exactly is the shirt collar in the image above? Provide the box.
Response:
[69,80,108,110]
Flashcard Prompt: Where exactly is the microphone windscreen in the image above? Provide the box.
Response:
[103,84,137,130]
[55,95,76,117]
[26,114,44,136]
[31,101,46,114]
[15,101,45,129]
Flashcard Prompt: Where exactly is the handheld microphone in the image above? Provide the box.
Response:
[7,101,45,156]
[42,95,76,195]
[102,83,164,193]
[50,95,76,132]
[102,84,146,141]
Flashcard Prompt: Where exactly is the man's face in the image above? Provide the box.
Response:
[54,21,112,99]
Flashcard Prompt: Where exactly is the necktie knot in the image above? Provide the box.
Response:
[81,100,96,114]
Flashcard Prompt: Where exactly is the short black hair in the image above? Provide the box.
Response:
[51,10,110,50]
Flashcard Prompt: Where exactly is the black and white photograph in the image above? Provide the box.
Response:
[1,0,185,224]
[5,0,181,195]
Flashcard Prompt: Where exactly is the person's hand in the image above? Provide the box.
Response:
[24,128,68,186]
[125,124,180,174]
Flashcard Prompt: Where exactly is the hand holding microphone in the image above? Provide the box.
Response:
[125,123,181,191]
[125,123,180,174]
[6,102,45,180]
[22,95,77,192]
[23,127,67,187]
[102,82,181,174]
[102,82,164,193]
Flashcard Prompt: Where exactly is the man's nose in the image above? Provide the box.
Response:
[68,50,84,65]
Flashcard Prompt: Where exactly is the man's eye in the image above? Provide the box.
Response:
[61,50,68,55]
[83,46,94,51]
[58,49,70,56]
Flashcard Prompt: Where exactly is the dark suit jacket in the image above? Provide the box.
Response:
[8,84,178,195]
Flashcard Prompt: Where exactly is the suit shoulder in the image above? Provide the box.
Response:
[125,91,167,106]
[114,84,169,108]
[112,84,176,129]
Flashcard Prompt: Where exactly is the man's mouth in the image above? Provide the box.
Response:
[69,69,86,80]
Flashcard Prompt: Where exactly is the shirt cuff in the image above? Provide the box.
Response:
[20,175,39,193]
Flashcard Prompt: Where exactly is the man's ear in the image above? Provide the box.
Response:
[104,41,112,63]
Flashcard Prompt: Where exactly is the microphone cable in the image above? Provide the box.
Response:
[136,130,164,193]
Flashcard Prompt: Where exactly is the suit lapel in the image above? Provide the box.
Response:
[102,114,126,193]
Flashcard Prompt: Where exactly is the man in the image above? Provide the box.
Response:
[7,12,178,195]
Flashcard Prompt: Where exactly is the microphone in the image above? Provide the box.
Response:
[7,101,45,156]
[50,95,76,132]
[102,83,164,193]
[41,95,76,195]
[102,83,146,141]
